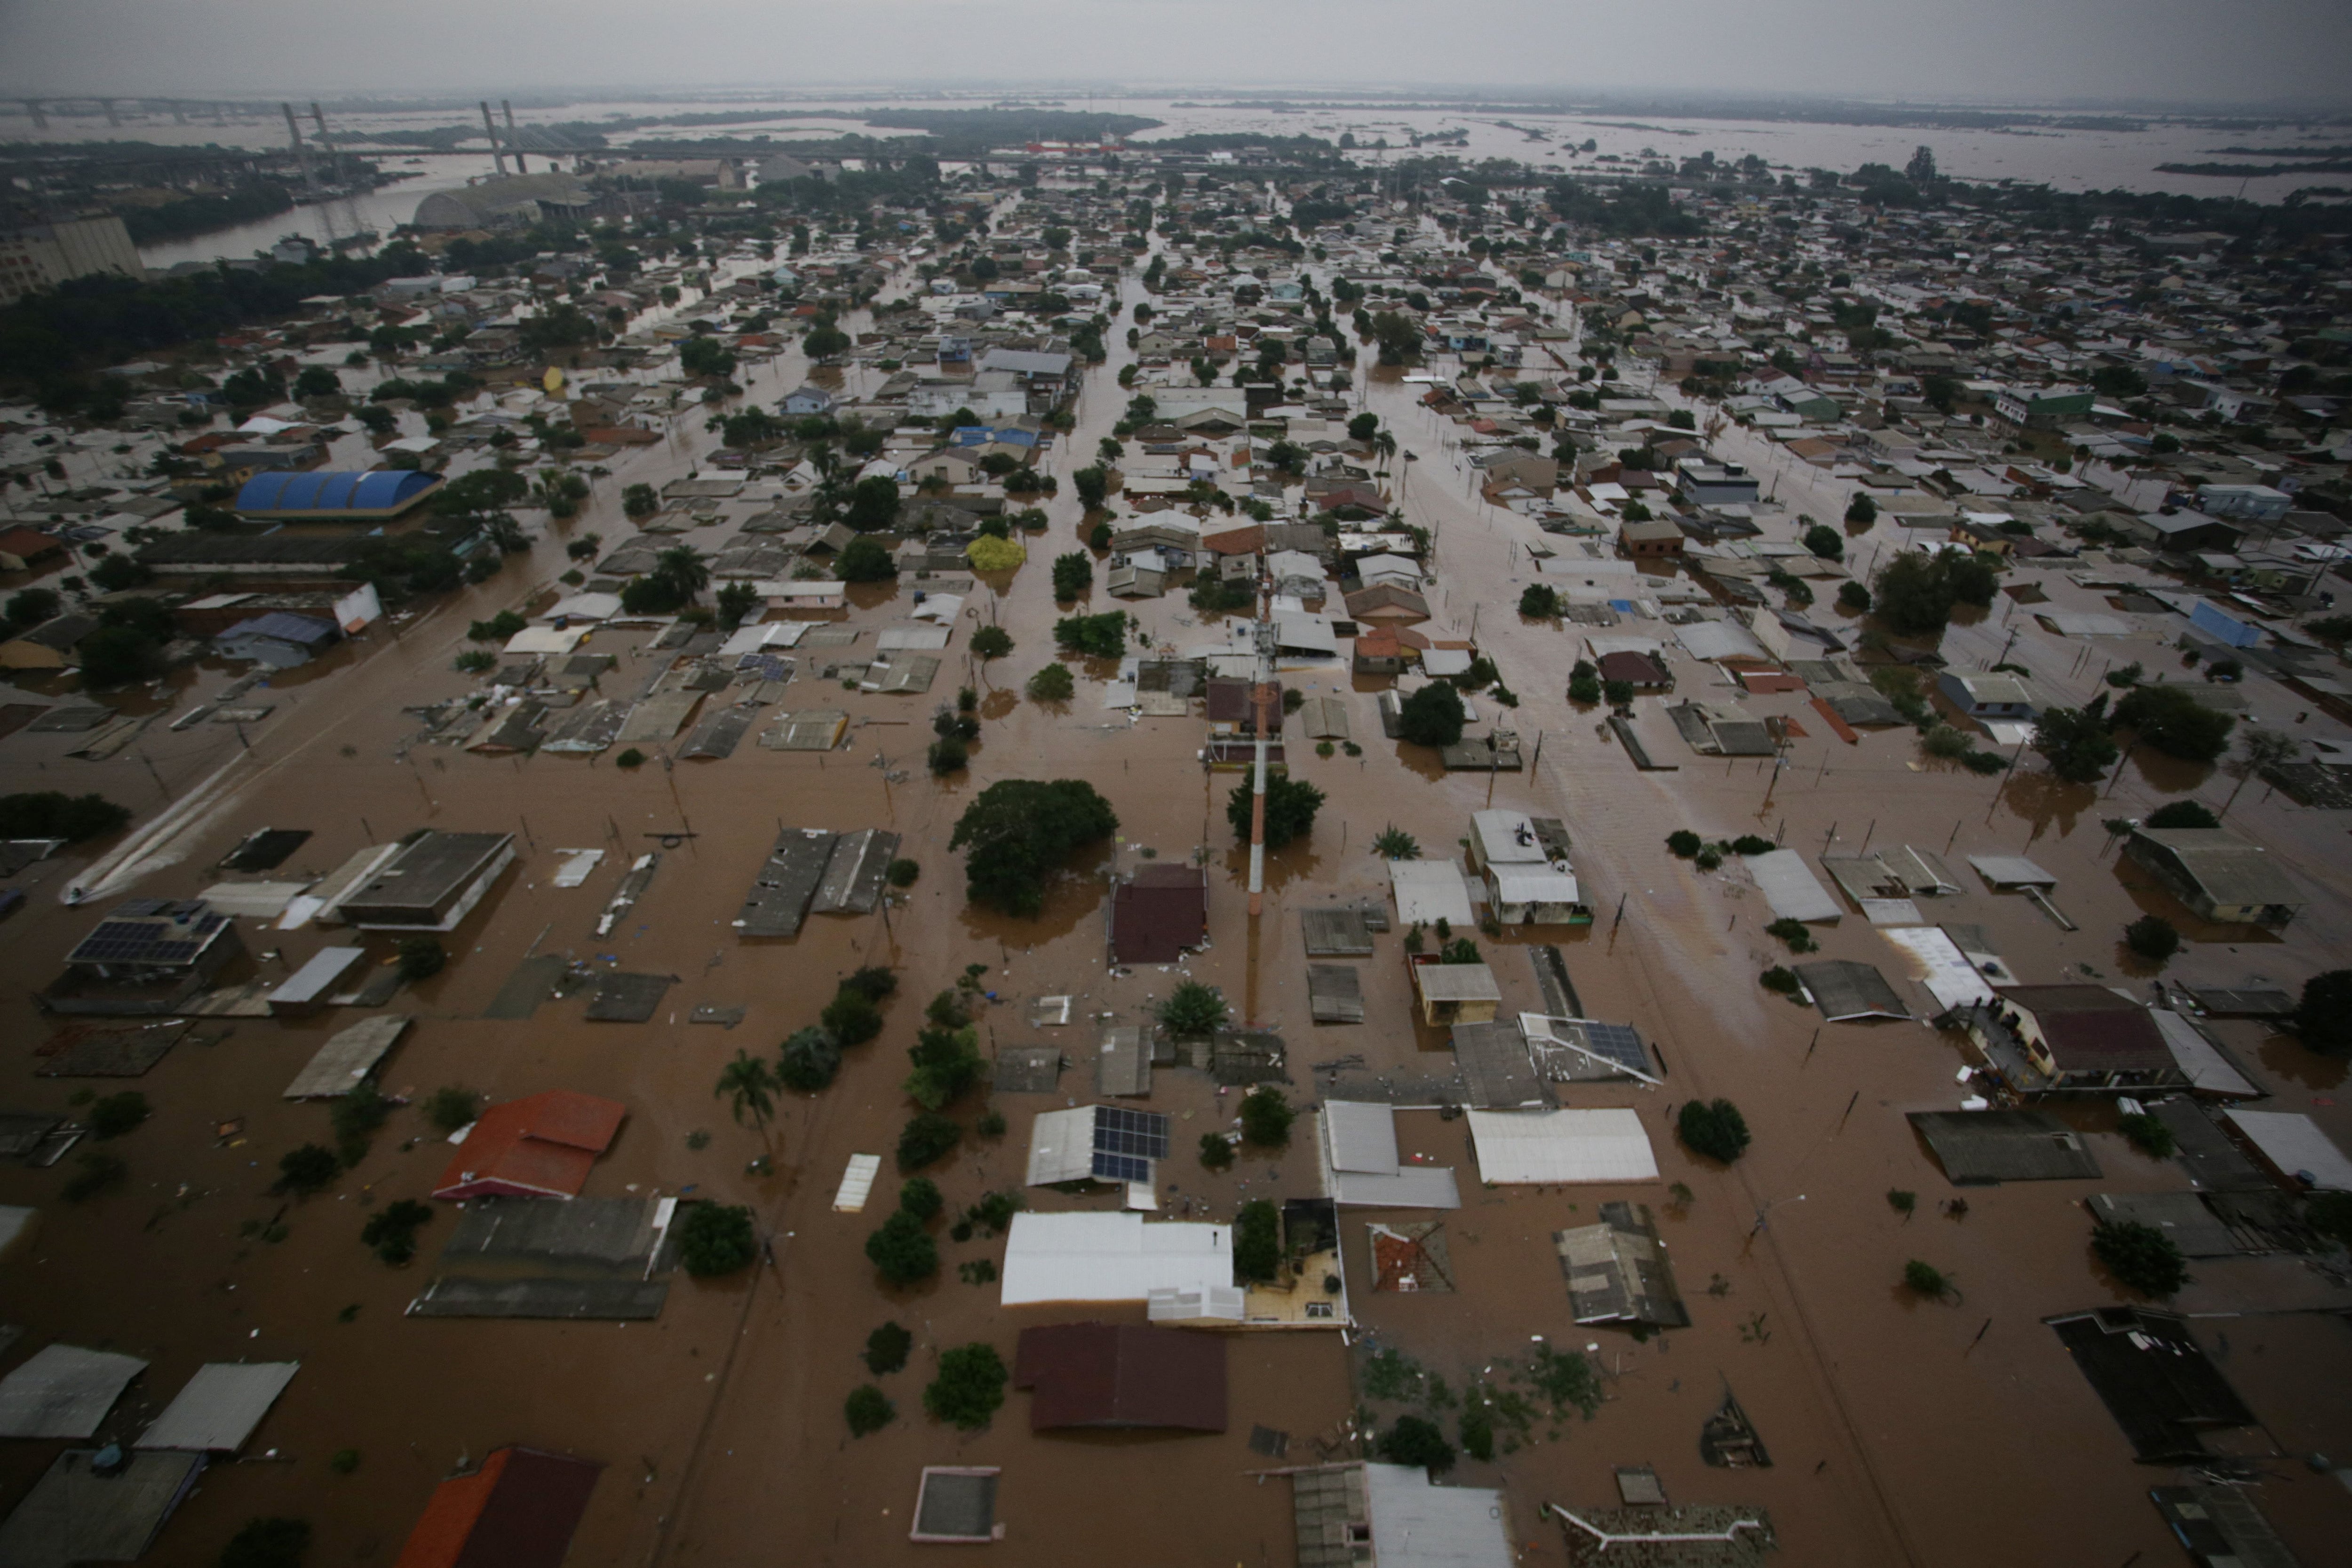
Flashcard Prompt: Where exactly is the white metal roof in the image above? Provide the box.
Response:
[544,592,623,622]
[1877,927,1996,1012]
[1391,860,1476,927]
[832,1153,881,1212]
[1025,1107,1099,1186]
[136,1361,298,1453]
[1490,868,1581,906]
[1968,853,2057,888]
[2223,1110,2352,1191]
[1000,1211,1231,1306]
[265,947,365,1007]
[1468,1109,1658,1185]
[1362,1463,1516,1568]
[282,1015,410,1099]
[1323,1102,1400,1174]
[1743,851,1842,923]
[0,1345,147,1439]
[1414,963,1502,1003]
[502,625,587,656]
[2148,1011,2257,1098]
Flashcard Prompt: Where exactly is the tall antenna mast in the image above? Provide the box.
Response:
[1247,582,1275,917]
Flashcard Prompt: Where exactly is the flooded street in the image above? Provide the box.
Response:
[2,210,2350,1568]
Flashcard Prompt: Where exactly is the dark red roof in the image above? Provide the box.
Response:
[1110,865,1208,964]
[396,1447,602,1568]
[1596,651,1669,686]
[1013,1323,1227,1431]
[1205,677,1281,729]
[2000,986,2174,1074]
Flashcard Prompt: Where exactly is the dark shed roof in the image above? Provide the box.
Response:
[1013,1322,1227,1431]
[2002,986,2173,1073]
[1110,864,1208,964]
[2046,1307,2253,1464]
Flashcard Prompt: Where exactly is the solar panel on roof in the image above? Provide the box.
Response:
[1581,1022,1650,1075]
[1091,1151,1154,1184]
[1092,1106,1169,1160]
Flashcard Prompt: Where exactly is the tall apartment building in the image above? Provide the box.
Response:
[0,214,144,305]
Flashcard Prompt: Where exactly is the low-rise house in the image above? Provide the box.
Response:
[217,611,340,668]
[47,898,246,1016]
[1109,864,1208,965]
[1465,809,1583,925]
[1936,671,2040,720]
[335,831,517,931]
[1617,518,1685,558]
[1963,985,2191,1095]
[432,1090,627,1201]
[0,613,97,671]
[2124,828,2304,927]
[1596,650,1672,692]
[1675,461,1761,507]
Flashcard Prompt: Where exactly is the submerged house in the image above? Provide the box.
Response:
[433,1091,627,1201]
[1465,809,1582,925]
[2123,828,2304,927]
[47,898,246,1016]
[1963,986,2191,1096]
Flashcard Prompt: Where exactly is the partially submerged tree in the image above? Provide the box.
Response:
[948,779,1118,916]
[1226,775,1325,849]
[1678,1098,1751,1163]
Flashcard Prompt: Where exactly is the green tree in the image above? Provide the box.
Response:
[275,1144,341,1195]
[1199,1133,1235,1170]
[396,937,446,980]
[897,1111,961,1171]
[898,1177,944,1221]
[1348,411,1380,441]
[778,1026,842,1092]
[679,336,737,378]
[1804,524,1844,559]
[1396,683,1465,748]
[1159,981,1228,1036]
[2112,684,2233,763]
[1072,465,1111,509]
[2094,1218,2189,1296]
[845,1385,894,1436]
[1234,1198,1281,1282]
[924,1343,1008,1430]
[1379,1414,1455,1475]
[715,580,759,628]
[970,625,1013,661]
[1845,493,1878,526]
[865,1210,939,1285]
[2124,915,2180,964]
[1051,551,1092,601]
[1026,662,1075,702]
[360,1199,432,1265]
[622,482,660,518]
[1240,1087,1294,1147]
[1871,551,1959,635]
[678,1203,758,1276]
[1678,1098,1751,1163]
[820,988,882,1046]
[834,535,897,582]
[949,779,1119,916]
[906,1021,986,1110]
[651,544,710,605]
[2293,971,2352,1055]
[1227,775,1325,849]
[2032,701,2121,784]
[1053,611,1128,656]
[1373,826,1420,860]
[715,1050,780,1146]
[1518,582,1559,618]
[2145,800,2218,830]
[845,474,901,532]
[865,1321,914,1374]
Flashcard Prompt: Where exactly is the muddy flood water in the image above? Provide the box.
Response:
[2,229,2350,1568]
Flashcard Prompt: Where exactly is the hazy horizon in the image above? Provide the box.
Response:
[6,0,2352,111]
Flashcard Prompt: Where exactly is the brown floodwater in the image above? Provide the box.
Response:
[1,230,2349,1568]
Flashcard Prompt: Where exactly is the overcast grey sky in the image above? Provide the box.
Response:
[4,0,2349,107]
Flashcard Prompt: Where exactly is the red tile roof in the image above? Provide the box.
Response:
[433,1091,626,1201]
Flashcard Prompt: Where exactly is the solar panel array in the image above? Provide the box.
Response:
[1580,1021,1650,1076]
[1089,1106,1171,1184]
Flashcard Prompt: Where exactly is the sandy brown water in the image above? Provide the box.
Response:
[0,226,2348,1568]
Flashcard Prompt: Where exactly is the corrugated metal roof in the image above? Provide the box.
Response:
[0,1345,147,1439]
[136,1362,298,1453]
[1744,850,1843,923]
[832,1154,880,1212]
[1025,1107,1098,1186]
[1323,1102,1400,1175]
[1468,1109,1658,1185]
[234,470,439,514]
[999,1212,1230,1307]
[283,1015,410,1098]
[2223,1110,2352,1191]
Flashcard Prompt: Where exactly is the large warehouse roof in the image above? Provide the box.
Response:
[234,470,442,518]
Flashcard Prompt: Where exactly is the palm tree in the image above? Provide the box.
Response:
[652,545,709,605]
[715,1050,779,1151]
[2219,729,2301,816]
[1373,430,1398,472]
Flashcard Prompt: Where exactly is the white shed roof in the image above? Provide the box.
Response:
[136,1362,298,1453]
[502,625,587,656]
[1744,850,1843,923]
[544,592,623,622]
[1391,860,1477,927]
[1000,1211,1231,1306]
[0,1346,147,1439]
[1319,1106,1462,1208]
[832,1153,881,1212]
[1025,1107,1099,1186]
[2224,1110,2352,1191]
[1363,1463,1516,1568]
[1468,1109,1658,1184]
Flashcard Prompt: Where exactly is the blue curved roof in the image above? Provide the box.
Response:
[234,470,441,515]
